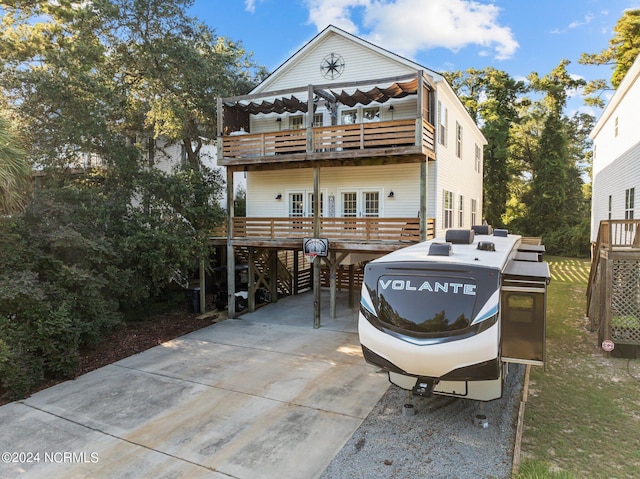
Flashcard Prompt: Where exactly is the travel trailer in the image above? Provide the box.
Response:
[358,227,550,401]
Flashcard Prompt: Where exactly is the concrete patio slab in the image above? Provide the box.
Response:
[0,291,388,479]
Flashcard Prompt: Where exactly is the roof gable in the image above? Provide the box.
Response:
[251,25,441,94]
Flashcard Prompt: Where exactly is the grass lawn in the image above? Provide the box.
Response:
[516,257,640,479]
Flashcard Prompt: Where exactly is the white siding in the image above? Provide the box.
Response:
[591,141,640,241]
[592,55,640,177]
[432,82,484,237]
[247,164,421,218]
[590,54,640,240]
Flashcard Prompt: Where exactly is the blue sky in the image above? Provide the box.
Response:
[189,0,640,115]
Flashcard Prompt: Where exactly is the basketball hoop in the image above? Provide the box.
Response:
[305,252,317,264]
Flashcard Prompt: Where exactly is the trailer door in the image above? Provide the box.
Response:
[501,260,550,366]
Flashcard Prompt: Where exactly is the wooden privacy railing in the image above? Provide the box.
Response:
[223,130,307,157]
[216,217,434,242]
[312,119,416,152]
[222,118,434,159]
[586,219,640,315]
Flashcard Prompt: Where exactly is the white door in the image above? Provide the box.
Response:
[288,190,325,217]
[339,189,381,217]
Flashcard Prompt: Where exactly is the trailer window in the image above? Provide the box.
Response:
[375,274,477,333]
[505,293,534,323]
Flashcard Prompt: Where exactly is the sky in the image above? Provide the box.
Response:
[189,0,640,116]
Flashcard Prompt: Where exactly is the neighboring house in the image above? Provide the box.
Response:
[216,25,486,320]
[151,138,246,208]
[590,53,640,243]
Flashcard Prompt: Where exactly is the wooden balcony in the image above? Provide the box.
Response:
[212,217,435,251]
[220,118,434,166]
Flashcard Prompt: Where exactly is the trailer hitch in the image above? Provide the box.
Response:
[412,377,437,397]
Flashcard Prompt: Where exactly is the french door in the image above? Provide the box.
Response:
[288,190,325,217]
[339,189,381,218]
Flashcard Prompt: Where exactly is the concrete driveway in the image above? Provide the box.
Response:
[0,291,388,479]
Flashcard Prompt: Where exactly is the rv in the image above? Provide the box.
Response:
[359,227,550,401]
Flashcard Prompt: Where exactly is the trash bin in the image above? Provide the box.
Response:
[184,287,201,313]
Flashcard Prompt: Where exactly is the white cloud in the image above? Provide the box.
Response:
[304,0,371,34]
[304,0,518,60]
[245,0,264,13]
[568,13,594,29]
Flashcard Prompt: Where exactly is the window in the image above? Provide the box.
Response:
[615,117,619,137]
[625,188,635,220]
[363,191,380,217]
[475,144,481,173]
[289,193,304,217]
[471,199,478,226]
[458,195,464,227]
[290,115,304,129]
[456,122,463,158]
[438,101,448,146]
[341,109,358,125]
[342,192,357,217]
[313,113,324,127]
[363,107,380,122]
[608,195,612,220]
[443,190,453,229]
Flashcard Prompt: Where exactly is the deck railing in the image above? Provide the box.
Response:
[222,118,434,159]
[213,217,435,243]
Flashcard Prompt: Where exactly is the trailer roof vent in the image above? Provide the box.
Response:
[472,225,493,235]
[493,229,508,237]
[477,241,496,252]
[445,229,475,244]
[428,242,453,256]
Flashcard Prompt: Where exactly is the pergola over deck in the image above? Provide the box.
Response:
[217,71,436,167]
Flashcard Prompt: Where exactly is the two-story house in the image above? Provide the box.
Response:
[216,25,486,323]
[590,53,640,243]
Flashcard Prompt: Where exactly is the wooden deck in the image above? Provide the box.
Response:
[211,216,434,251]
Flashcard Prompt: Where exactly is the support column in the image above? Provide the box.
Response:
[329,251,337,321]
[248,248,256,312]
[226,168,236,319]
[348,264,355,309]
[420,161,427,241]
[313,167,321,328]
[270,250,279,303]
[199,257,206,314]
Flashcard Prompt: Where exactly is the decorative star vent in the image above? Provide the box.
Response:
[320,52,345,79]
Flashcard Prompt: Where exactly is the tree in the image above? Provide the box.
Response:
[445,68,527,227]
[0,0,265,398]
[0,115,30,214]
[524,61,588,244]
[580,9,640,105]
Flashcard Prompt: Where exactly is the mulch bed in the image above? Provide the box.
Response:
[0,309,224,406]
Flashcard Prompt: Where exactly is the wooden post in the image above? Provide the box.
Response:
[199,256,206,314]
[348,264,355,309]
[313,167,321,328]
[226,168,236,319]
[420,161,427,241]
[270,250,279,303]
[329,251,337,320]
[293,250,299,295]
[248,248,256,312]
[603,253,613,355]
